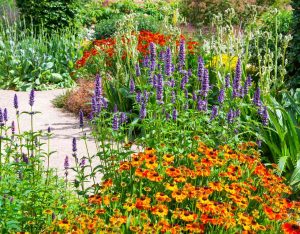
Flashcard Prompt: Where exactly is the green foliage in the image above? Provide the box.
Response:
[0,105,79,232]
[94,13,162,39]
[15,0,81,32]
[287,0,300,88]
[0,15,84,91]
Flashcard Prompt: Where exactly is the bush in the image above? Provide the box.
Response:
[15,0,81,32]
[180,0,275,25]
[288,0,300,88]
[94,13,162,39]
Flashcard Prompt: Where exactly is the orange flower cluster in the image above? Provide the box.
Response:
[48,140,300,233]
[75,30,199,68]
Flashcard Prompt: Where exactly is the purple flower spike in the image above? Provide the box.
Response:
[29,89,35,107]
[180,72,189,90]
[225,74,231,88]
[80,158,86,168]
[0,108,3,123]
[143,55,149,68]
[210,105,218,121]
[192,92,197,101]
[47,126,51,133]
[11,121,15,135]
[201,69,210,97]
[112,114,119,131]
[120,112,127,124]
[244,75,252,95]
[22,153,29,164]
[3,108,7,122]
[178,39,186,71]
[171,90,176,104]
[79,110,84,128]
[165,47,172,76]
[95,74,103,101]
[253,87,261,107]
[72,137,77,153]
[156,74,163,101]
[197,98,208,112]
[172,108,178,121]
[139,102,147,119]
[218,88,225,104]
[135,63,141,77]
[130,78,135,94]
[136,91,141,103]
[261,106,269,126]
[14,94,18,109]
[197,56,204,81]
[227,109,234,124]
[149,42,156,71]
[232,58,241,98]
[64,156,69,169]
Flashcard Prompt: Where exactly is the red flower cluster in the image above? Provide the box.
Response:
[75,30,199,68]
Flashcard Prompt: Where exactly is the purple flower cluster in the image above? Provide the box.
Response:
[149,42,156,71]
[165,47,172,76]
[201,69,210,97]
[29,89,35,107]
[178,39,186,71]
[197,56,204,81]
[232,59,241,98]
[156,74,163,102]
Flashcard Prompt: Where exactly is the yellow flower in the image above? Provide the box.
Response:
[209,54,238,71]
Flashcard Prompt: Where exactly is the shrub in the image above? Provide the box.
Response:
[287,0,300,88]
[15,0,81,32]
[94,14,162,40]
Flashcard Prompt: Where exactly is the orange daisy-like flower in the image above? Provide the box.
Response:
[155,192,171,203]
[172,189,188,203]
[188,153,199,161]
[166,167,181,178]
[144,147,156,154]
[58,219,70,230]
[135,196,151,210]
[282,222,300,234]
[185,222,205,233]
[163,153,175,162]
[208,181,223,191]
[151,204,169,217]
[123,202,136,212]
[179,210,198,222]
[102,178,113,188]
[95,208,106,215]
[145,160,158,169]
[144,153,157,162]
[109,215,127,227]
[146,170,163,182]
[165,182,178,191]
[119,161,131,172]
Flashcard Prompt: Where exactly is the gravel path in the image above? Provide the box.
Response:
[0,89,98,181]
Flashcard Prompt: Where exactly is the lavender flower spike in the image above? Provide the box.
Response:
[225,74,231,88]
[139,102,147,119]
[210,105,218,121]
[197,56,204,81]
[232,58,241,98]
[14,94,18,109]
[64,156,69,169]
[72,137,77,153]
[201,68,210,97]
[227,109,234,124]
[130,78,135,94]
[218,88,225,104]
[165,47,172,76]
[112,114,119,131]
[29,89,35,107]
[11,121,15,135]
[149,42,156,71]
[261,106,269,126]
[79,109,84,128]
[253,87,261,107]
[172,108,178,121]
[135,63,141,77]
[178,39,186,71]
[0,108,3,123]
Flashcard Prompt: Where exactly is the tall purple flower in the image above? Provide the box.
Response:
[120,112,127,124]
[261,106,269,126]
[135,63,141,77]
[80,157,86,168]
[136,91,141,103]
[3,108,7,122]
[0,108,3,123]
[165,47,172,76]
[22,153,29,164]
[197,98,208,112]
[102,97,108,109]
[244,75,252,95]
[253,87,261,107]
[218,88,225,104]
[192,92,197,101]
[130,78,135,94]
[79,110,84,128]
[232,59,241,98]
[139,102,146,119]
[156,74,163,101]
[227,109,234,124]
[47,126,51,133]
[112,114,119,131]
[14,94,18,109]
[11,121,15,135]
[178,39,186,71]
[197,56,204,81]
[29,89,35,107]
[210,105,218,121]
[201,69,209,97]
[149,42,156,71]
[64,156,69,170]
[172,108,178,121]
[180,72,189,90]
[143,55,149,68]
[72,137,77,153]
[225,74,231,88]
[159,50,165,60]
[94,74,103,101]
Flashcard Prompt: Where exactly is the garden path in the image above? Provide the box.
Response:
[0,89,98,181]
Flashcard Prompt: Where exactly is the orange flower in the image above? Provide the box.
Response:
[208,181,223,191]
[188,153,199,161]
[95,208,106,215]
[155,192,171,203]
[171,189,188,203]
[163,153,175,162]
[109,215,127,227]
[185,223,205,233]
[151,204,169,217]
[145,160,158,169]
[123,202,136,212]
[147,170,163,182]
[166,167,181,178]
[165,182,178,191]
[135,196,151,210]
[282,222,300,234]
[179,210,197,222]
